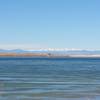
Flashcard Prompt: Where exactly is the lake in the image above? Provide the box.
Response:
[0,57,100,100]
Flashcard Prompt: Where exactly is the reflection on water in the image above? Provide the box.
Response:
[0,57,100,100]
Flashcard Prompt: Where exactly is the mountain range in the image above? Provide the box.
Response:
[0,49,100,55]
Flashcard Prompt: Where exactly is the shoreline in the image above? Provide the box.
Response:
[0,53,100,58]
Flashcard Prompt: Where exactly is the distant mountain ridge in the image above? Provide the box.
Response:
[0,49,100,55]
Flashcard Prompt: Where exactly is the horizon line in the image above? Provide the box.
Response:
[0,48,100,51]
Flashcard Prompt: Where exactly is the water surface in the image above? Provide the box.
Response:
[0,57,100,100]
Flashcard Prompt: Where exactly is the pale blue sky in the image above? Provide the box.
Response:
[0,0,100,49]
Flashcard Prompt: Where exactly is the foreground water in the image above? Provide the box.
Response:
[0,57,100,100]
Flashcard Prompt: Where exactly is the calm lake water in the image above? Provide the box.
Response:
[0,57,100,100]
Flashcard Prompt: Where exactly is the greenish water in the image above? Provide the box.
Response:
[0,57,100,100]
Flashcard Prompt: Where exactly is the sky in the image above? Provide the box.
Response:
[0,0,100,49]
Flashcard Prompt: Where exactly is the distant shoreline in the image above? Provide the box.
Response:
[0,53,100,58]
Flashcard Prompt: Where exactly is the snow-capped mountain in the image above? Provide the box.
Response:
[0,49,100,55]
